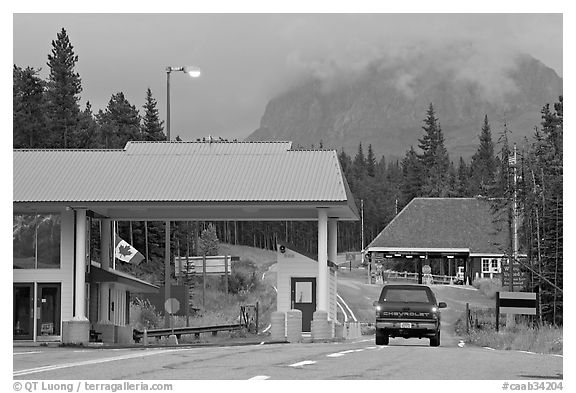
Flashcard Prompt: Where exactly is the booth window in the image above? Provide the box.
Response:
[13,214,61,269]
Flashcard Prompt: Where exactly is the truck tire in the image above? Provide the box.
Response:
[429,331,440,347]
[375,329,389,345]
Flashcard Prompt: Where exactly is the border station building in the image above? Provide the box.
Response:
[13,141,358,344]
[366,197,513,284]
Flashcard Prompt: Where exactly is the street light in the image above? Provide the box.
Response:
[165,65,202,140]
[164,65,201,327]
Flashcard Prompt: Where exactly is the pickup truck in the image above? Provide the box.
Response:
[373,284,447,346]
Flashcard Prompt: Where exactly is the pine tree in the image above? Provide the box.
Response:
[470,115,497,196]
[366,144,377,177]
[456,157,471,197]
[521,97,563,324]
[400,146,423,207]
[417,103,450,197]
[13,65,46,148]
[198,224,219,256]
[141,88,165,141]
[74,102,100,148]
[352,142,367,179]
[45,28,82,148]
[97,92,141,148]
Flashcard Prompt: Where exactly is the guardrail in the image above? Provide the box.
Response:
[133,323,244,343]
[382,271,458,285]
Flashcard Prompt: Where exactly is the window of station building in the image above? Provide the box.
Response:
[13,214,61,269]
[481,257,501,273]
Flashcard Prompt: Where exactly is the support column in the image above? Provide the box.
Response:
[74,209,88,320]
[328,218,337,319]
[63,209,90,344]
[317,209,328,312]
[98,219,111,326]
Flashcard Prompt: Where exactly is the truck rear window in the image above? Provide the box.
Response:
[380,288,432,303]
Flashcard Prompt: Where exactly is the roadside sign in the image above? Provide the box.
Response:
[345,253,356,262]
[373,252,384,262]
[164,298,180,314]
[422,265,431,274]
[495,291,537,332]
[502,259,527,288]
[497,292,537,315]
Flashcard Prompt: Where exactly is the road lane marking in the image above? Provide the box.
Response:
[13,348,198,377]
[337,294,358,322]
[288,360,316,367]
[337,301,349,322]
[552,354,563,358]
[249,375,270,380]
[483,347,495,351]
[518,350,536,355]
[327,353,345,357]
[13,351,43,356]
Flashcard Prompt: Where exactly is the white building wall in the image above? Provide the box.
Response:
[13,209,75,338]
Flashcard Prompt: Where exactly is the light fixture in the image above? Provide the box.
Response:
[183,66,201,78]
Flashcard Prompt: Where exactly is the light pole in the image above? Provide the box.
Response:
[164,65,201,327]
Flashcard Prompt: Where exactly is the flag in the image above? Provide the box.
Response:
[114,236,145,264]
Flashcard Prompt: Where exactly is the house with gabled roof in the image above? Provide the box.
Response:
[13,141,358,344]
[366,197,514,284]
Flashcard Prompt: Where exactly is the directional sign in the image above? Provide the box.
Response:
[502,260,527,287]
[345,253,356,262]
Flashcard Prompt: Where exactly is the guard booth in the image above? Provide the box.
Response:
[276,241,337,332]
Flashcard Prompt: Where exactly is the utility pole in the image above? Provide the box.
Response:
[361,199,368,284]
[511,143,518,292]
[506,144,518,329]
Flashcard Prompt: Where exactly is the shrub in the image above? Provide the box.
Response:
[130,297,162,330]
[472,278,502,299]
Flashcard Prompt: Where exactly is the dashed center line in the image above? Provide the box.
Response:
[288,360,316,367]
[13,351,43,356]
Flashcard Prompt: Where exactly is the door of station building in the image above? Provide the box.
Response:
[14,283,34,340]
[36,283,61,338]
[291,277,316,332]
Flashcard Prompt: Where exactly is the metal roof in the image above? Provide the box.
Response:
[123,140,293,155]
[14,142,356,211]
[367,198,510,255]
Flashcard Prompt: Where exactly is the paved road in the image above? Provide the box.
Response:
[14,338,562,380]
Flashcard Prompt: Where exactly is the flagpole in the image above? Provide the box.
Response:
[113,221,116,270]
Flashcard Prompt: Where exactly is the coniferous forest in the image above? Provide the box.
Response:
[14,28,563,324]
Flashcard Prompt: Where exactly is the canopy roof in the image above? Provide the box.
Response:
[14,141,359,221]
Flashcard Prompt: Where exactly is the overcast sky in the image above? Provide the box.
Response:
[12,13,563,142]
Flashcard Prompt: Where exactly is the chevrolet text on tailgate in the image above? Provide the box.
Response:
[373,284,447,346]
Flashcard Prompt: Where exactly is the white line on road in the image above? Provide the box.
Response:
[518,350,536,355]
[13,348,197,377]
[249,375,270,380]
[337,301,348,322]
[337,294,358,322]
[483,347,496,351]
[13,351,43,356]
[288,360,316,367]
[327,353,345,357]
